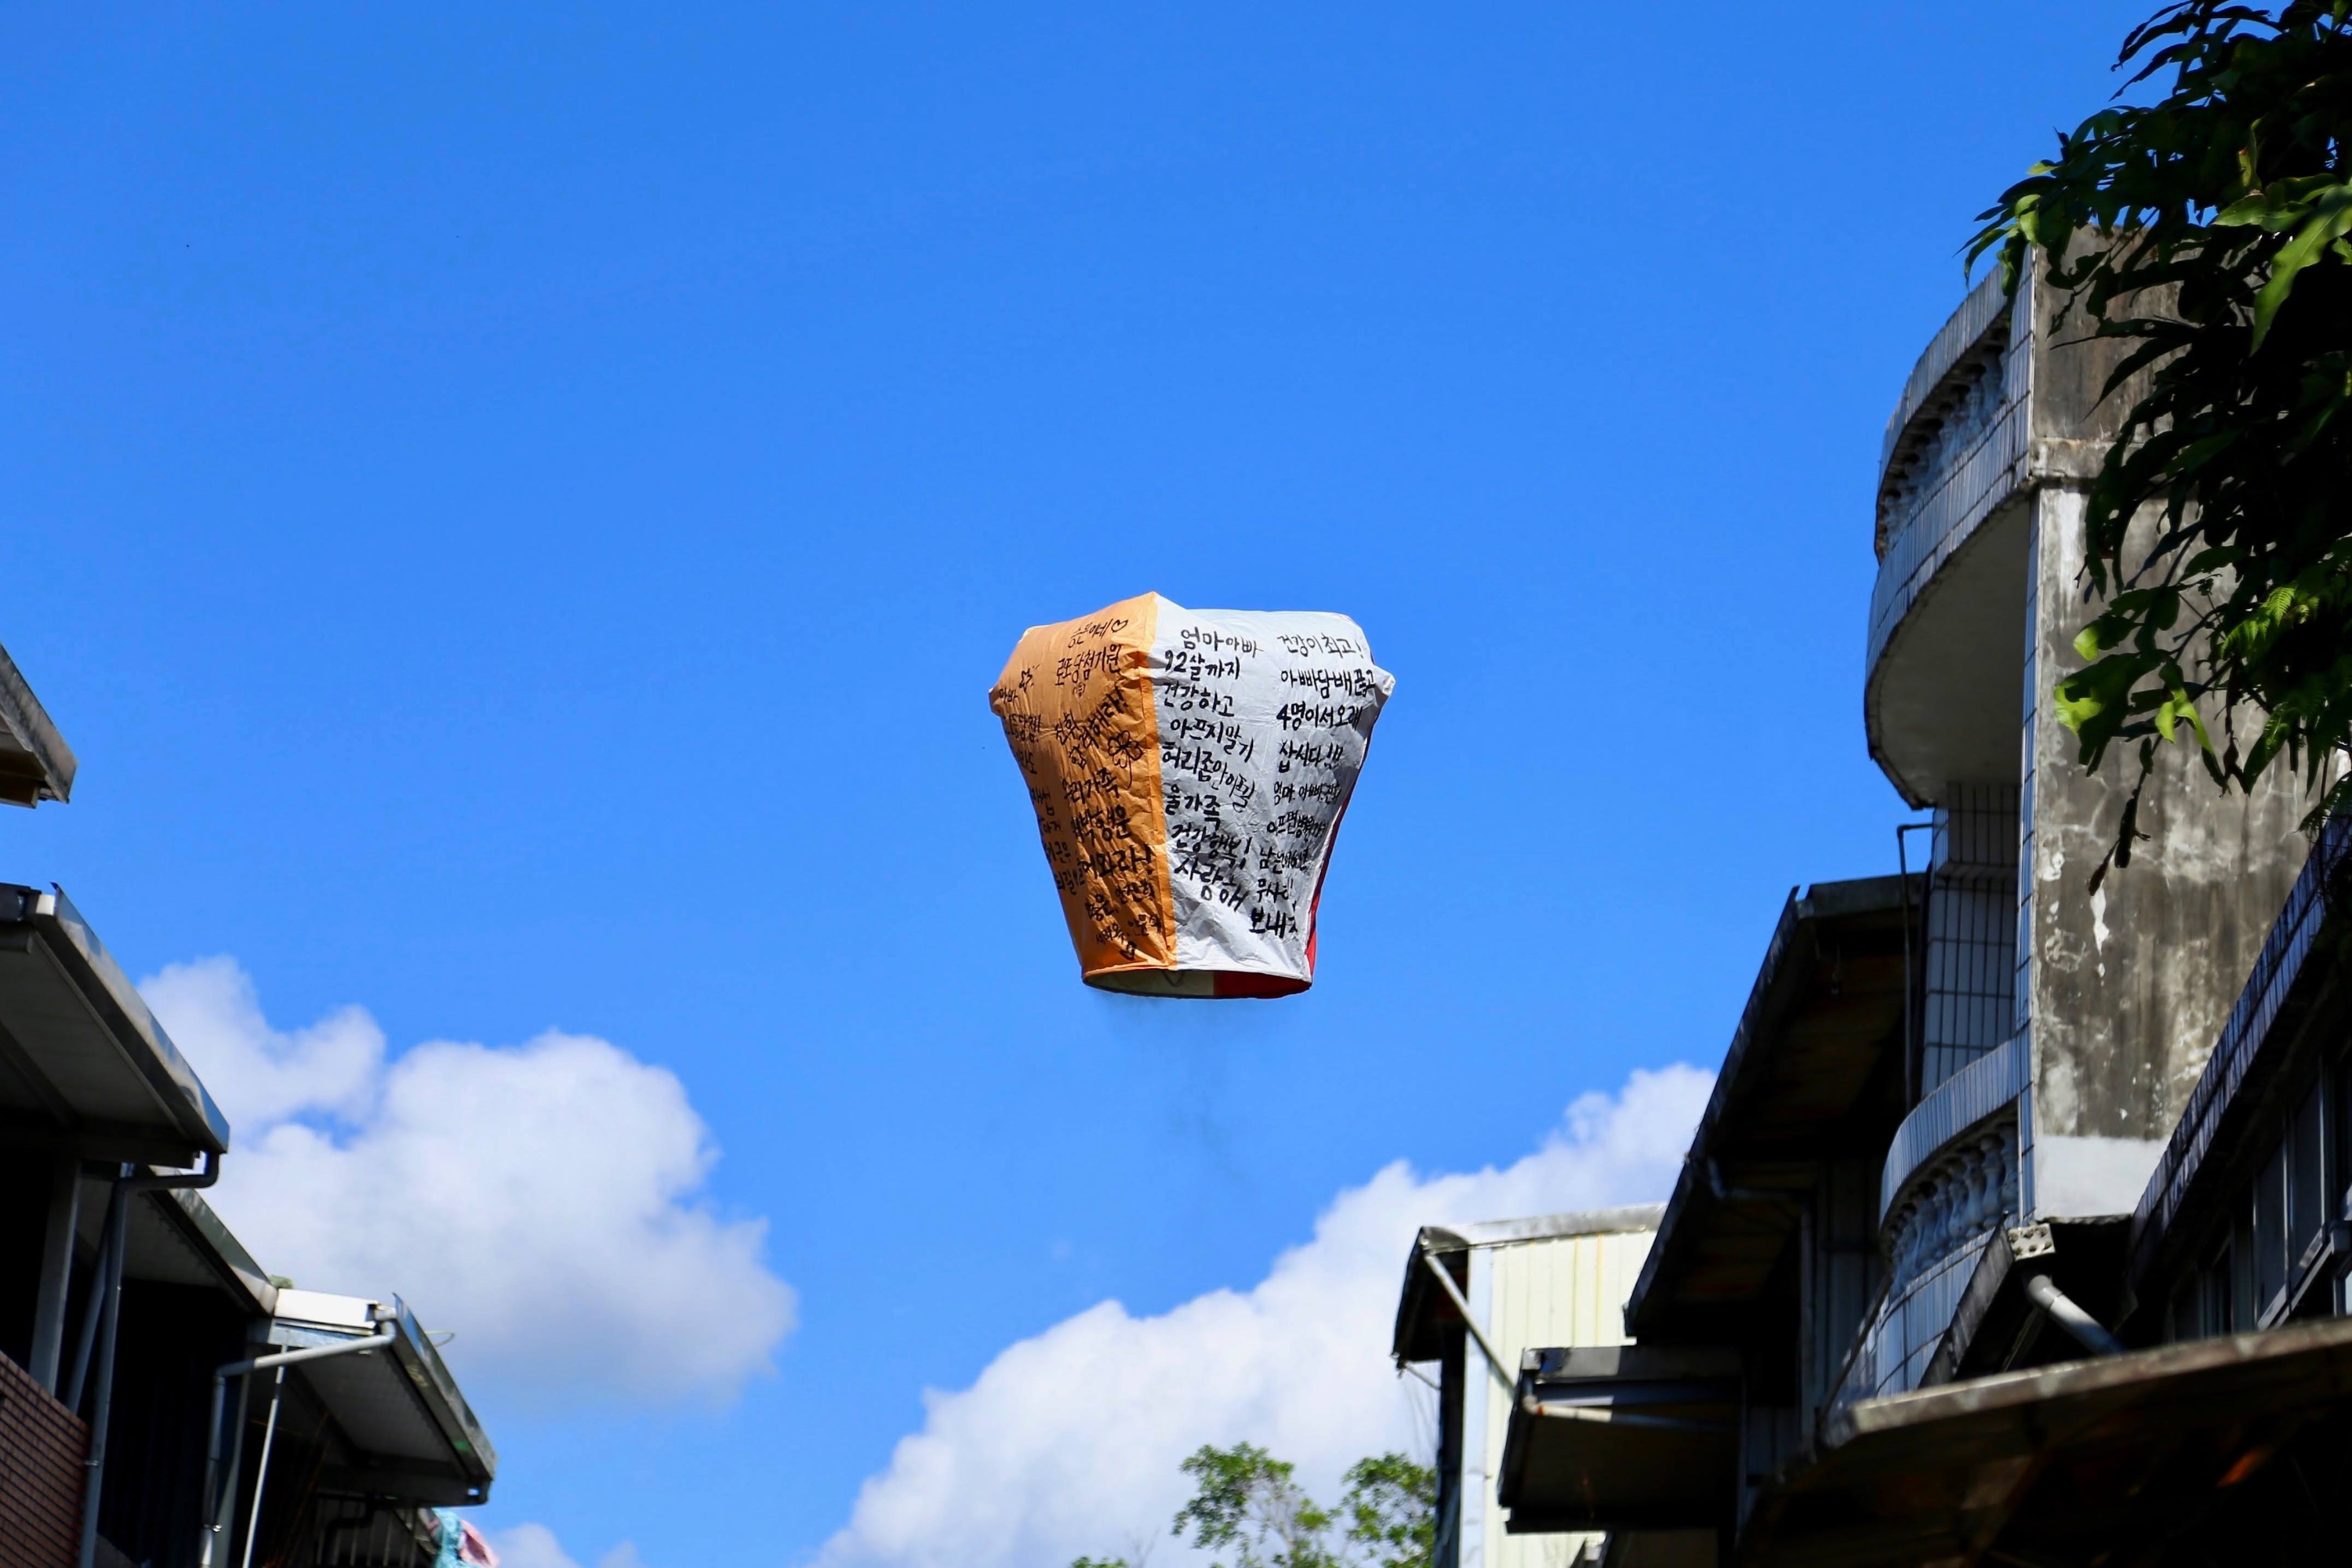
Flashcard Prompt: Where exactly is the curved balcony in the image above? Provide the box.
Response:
[1864,274,2034,808]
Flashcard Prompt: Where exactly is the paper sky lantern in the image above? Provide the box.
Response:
[989,593,1393,997]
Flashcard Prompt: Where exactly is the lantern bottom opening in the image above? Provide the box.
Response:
[1084,967,1310,1000]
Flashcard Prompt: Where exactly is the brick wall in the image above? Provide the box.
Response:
[0,1349,89,1568]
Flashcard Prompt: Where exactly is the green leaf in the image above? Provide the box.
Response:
[2251,185,2352,349]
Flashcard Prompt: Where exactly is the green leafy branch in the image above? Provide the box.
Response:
[1073,1444,1436,1568]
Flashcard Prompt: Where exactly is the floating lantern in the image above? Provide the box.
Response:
[989,593,1393,997]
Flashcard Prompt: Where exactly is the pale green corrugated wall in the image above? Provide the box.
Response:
[1472,1229,1657,1568]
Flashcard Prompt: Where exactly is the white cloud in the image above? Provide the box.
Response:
[489,1523,582,1568]
[143,957,383,1126]
[142,956,794,1406]
[481,1523,652,1568]
[818,1064,1713,1568]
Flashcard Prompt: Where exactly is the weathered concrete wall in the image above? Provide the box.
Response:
[2022,483,2315,1217]
[1864,245,2322,1221]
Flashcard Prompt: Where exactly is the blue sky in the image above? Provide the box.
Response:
[1,5,2151,1564]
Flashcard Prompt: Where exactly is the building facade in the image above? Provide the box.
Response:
[1483,257,2352,1565]
[0,644,497,1568]
[1392,1207,1664,1568]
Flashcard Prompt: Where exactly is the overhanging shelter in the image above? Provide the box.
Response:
[1739,1316,2352,1565]
[1621,877,1911,1516]
[263,1289,496,1506]
[0,638,503,1568]
[203,1288,497,1568]
[0,876,503,1567]
[0,639,76,808]
[1496,876,1912,1564]
[1624,877,1912,1359]
[0,883,230,1167]
[0,881,234,1406]
[1496,1342,1741,1531]
[1392,1207,1663,1568]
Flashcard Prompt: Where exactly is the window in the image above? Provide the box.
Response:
[2200,1252,2230,1338]
[2233,1203,2258,1331]
[2339,1052,2352,1224]
[2291,1077,2327,1279]
[2256,1145,2290,1318]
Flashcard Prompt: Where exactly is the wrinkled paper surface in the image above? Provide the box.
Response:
[989,593,1392,997]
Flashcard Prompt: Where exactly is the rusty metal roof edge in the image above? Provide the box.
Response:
[1824,1314,2352,1450]
[1422,1205,1668,1255]
[30,884,232,1155]
[0,640,76,804]
[1392,1206,1669,1363]
[154,1184,278,1317]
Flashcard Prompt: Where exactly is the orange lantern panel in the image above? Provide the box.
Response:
[989,593,1392,997]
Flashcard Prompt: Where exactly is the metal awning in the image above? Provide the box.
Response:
[115,1184,278,1316]
[1624,876,1911,1344]
[1741,1316,2352,1566]
[1392,1205,1667,1365]
[0,884,230,1163]
[266,1290,498,1506]
[1497,1345,1742,1533]
[0,640,75,807]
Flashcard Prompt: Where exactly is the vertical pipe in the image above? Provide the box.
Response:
[197,1374,230,1567]
[30,1154,82,1392]
[1896,822,1932,1109]
[61,1177,124,1413]
[191,1325,392,1568]
[200,1368,252,1568]
[74,1174,130,1568]
[239,1367,285,1568]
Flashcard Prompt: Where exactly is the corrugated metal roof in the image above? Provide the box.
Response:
[1394,1207,1664,1366]
[1421,1204,1668,1255]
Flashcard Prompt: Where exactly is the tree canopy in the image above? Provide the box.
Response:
[1073,1443,1435,1568]
[1970,1,2352,878]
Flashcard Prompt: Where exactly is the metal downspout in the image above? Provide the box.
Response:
[196,1322,398,1568]
[76,1153,221,1568]
[2022,1273,2125,1358]
[1896,821,1933,1110]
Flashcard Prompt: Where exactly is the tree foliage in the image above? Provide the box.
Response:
[1333,1453,1438,1568]
[1073,1443,1434,1568]
[1970,1,2352,880]
[1170,1443,1335,1568]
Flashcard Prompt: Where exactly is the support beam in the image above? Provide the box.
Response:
[28,1154,81,1392]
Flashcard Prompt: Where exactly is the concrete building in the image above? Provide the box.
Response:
[1391,1207,1663,1568]
[1483,259,2352,1564]
[1854,260,2312,1397]
[0,641,496,1568]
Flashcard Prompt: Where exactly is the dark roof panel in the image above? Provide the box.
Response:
[1625,874,1913,1340]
